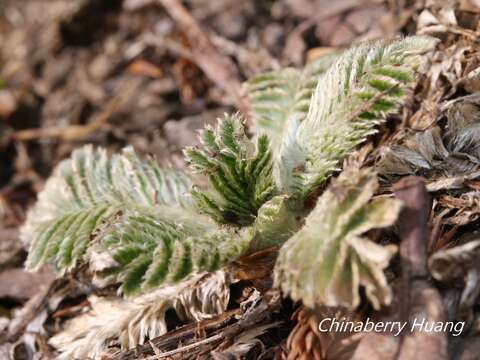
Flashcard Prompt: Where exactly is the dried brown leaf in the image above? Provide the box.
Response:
[285,307,363,360]
[50,271,232,360]
[377,94,480,179]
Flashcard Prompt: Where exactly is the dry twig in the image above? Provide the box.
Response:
[114,292,281,360]
[12,94,127,142]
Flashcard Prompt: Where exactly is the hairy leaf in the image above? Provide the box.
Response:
[274,167,401,309]
[23,145,192,272]
[93,208,253,295]
[245,53,339,147]
[276,36,437,197]
[248,195,302,253]
[184,113,276,225]
[23,144,270,295]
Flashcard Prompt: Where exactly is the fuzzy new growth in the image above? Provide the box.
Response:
[185,113,276,225]
[22,36,436,357]
[23,146,251,295]
[23,146,193,273]
[249,37,438,198]
[246,52,339,147]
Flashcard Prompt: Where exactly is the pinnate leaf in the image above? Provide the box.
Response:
[245,52,339,147]
[23,145,193,272]
[277,36,438,197]
[94,208,253,295]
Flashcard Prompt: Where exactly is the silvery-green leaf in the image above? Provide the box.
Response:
[277,36,438,197]
[274,167,401,309]
[94,208,253,295]
[245,52,339,147]
[23,145,193,272]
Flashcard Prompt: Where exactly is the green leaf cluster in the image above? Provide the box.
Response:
[23,146,251,295]
[23,37,436,310]
[273,37,437,197]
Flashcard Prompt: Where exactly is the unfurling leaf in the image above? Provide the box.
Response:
[23,145,192,272]
[184,113,276,225]
[49,271,232,360]
[276,36,437,197]
[274,167,401,309]
[21,37,437,356]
